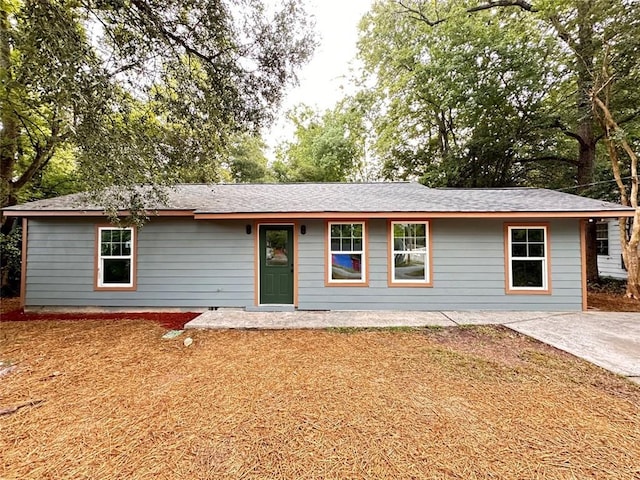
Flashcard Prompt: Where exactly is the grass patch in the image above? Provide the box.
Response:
[327,325,420,334]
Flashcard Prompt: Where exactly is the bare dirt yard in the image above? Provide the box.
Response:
[587,279,640,312]
[588,291,640,312]
[1,317,639,479]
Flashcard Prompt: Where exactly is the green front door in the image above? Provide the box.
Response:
[259,225,294,304]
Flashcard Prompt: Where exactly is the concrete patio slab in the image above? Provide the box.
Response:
[506,312,640,379]
[185,309,455,330]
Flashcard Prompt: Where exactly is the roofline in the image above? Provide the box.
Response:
[1,209,195,217]
[5,208,631,219]
[192,210,634,220]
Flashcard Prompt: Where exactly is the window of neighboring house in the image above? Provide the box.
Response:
[96,226,136,289]
[390,222,431,286]
[506,225,550,293]
[328,222,366,284]
[596,222,609,256]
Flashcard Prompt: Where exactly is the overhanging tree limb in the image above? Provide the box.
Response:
[467,1,537,13]
[518,155,579,166]
[396,0,536,26]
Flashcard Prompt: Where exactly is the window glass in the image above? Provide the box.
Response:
[528,244,544,258]
[511,229,526,242]
[512,260,543,288]
[329,223,365,282]
[596,222,609,256]
[103,259,131,284]
[527,229,544,243]
[331,253,363,280]
[391,222,429,283]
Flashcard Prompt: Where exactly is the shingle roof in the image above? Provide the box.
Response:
[2,182,633,215]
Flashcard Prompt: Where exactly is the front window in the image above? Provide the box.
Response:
[596,222,609,256]
[391,222,431,285]
[97,227,135,289]
[507,225,549,292]
[328,222,366,284]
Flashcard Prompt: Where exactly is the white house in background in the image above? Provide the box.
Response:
[597,218,627,280]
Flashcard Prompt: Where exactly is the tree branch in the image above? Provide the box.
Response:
[549,119,587,146]
[518,155,579,166]
[129,0,230,66]
[396,0,536,27]
[467,1,537,13]
[396,1,446,26]
[13,119,69,191]
[594,95,639,210]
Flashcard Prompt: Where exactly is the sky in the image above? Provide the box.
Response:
[264,0,373,158]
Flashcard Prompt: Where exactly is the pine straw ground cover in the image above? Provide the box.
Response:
[1,320,639,480]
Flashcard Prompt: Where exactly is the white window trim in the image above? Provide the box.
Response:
[507,225,549,292]
[390,221,430,285]
[97,226,135,289]
[327,221,367,284]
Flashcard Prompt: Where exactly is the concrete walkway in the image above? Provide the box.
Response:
[185,309,640,384]
[185,309,554,329]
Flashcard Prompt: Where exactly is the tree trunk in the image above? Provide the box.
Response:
[0,3,18,213]
[0,2,20,293]
[593,95,640,298]
[621,216,640,298]
[574,0,599,283]
[584,220,599,282]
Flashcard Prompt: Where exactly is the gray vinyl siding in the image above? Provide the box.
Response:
[25,217,254,308]
[297,218,582,311]
[597,218,627,280]
[25,216,584,311]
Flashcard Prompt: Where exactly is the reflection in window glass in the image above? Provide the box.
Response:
[512,260,544,288]
[392,222,429,283]
[331,253,363,279]
[103,259,131,284]
[329,223,365,282]
[266,230,288,266]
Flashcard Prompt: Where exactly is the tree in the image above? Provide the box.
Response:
[0,0,315,292]
[0,0,315,219]
[361,0,640,283]
[357,1,576,189]
[590,11,640,297]
[226,133,273,184]
[274,104,363,182]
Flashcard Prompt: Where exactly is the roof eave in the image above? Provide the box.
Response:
[3,208,633,219]
[192,210,635,220]
[2,209,195,217]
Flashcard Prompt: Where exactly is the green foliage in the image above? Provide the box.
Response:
[274,103,364,182]
[227,134,273,183]
[352,0,640,191]
[0,223,21,296]
[0,0,315,218]
[357,0,578,187]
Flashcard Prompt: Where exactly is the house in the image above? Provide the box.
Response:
[596,218,628,280]
[2,182,634,312]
